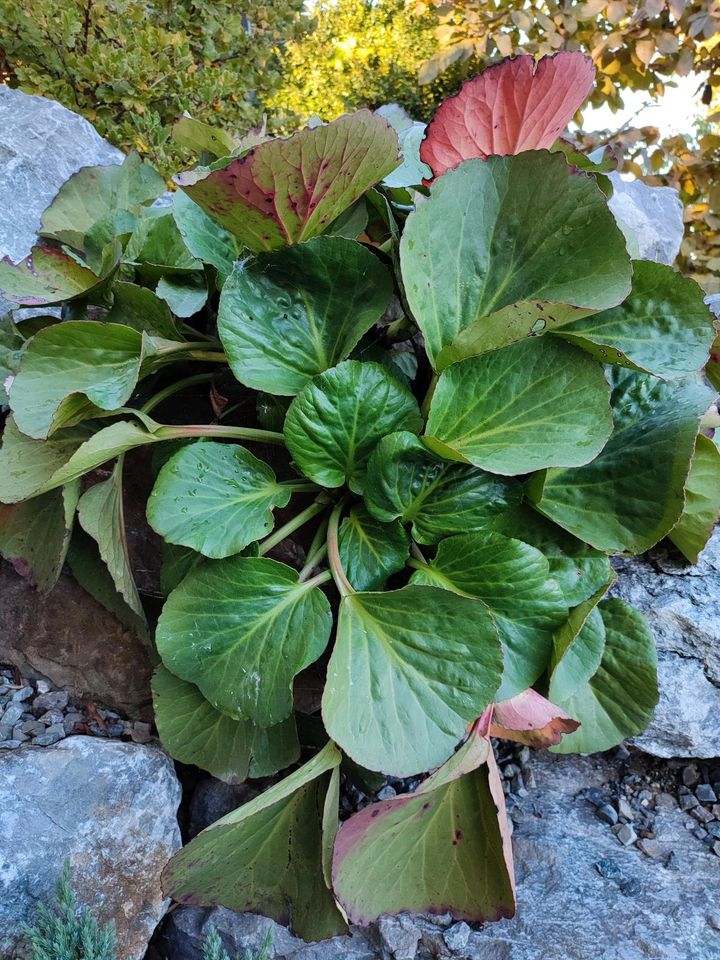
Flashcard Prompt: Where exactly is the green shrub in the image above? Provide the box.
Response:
[203,926,272,960]
[0,0,304,174]
[0,51,718,940]
[21,864,116,960]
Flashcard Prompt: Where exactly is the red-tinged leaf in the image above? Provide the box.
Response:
[421,52,595,181]
[0,246,105,306]
[175,111,400,252]
[490,688,580,749]
[332,719,515,925]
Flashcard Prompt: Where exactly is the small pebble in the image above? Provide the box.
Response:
[712,804,720,820]
[617,797,634,821]
[707,823,720,840]
[694,827,709,841]
[597,804,619,826]
[20,719,45,737]
[595,858,623,882]
[377,785,396,801]
[35,680,51,694]
[678,793,699,811]
[38,709,64,726]
[691,806,713,825]
[32,691,69,716]
[11,685,33,702]
[585,787,607,807]
[713,841,720,859]
[0,725,12,742]
[682,763,701,787]
[63,713,83,736]
[612,823,637,846]
[130,721,152,744]
[1,703,25,728]
[32,724,65,747]
[521,765,536,790]
[0,740,22,749]
[518,746,530,764]
[443,922,471,952]
[11,726,28,744]
[636,839,662,859]
[696,784,718,804]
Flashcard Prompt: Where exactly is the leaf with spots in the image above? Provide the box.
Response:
[0,246,114,307]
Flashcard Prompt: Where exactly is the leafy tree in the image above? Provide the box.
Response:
[0,0,304,173]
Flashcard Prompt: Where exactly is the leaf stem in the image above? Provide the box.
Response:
[301,569,333,591]
[281,481,320,493]
[258,498,329,556]
[299,516,330,581]
[407,557,428,572]
[327,498,354,597]
[157,423,286,445]
[140,373,215,415]
[421,372,438,418]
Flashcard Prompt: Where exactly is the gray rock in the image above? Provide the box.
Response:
[188,778,259,838]
[156,906,377,960]
[611,823,637,846]
[461,752,720,960]
[0,703,24,728]
[596,804,618,826]
[443,922,471,953]
[11,686,33,702]
[611,528,720,758]
[696,784,718,804]
[607,172,684,265]
[0,740,22,749]
[0,736,181,959]
[0,85,122,265]
[32,690,68,715]
[377,916,421,960]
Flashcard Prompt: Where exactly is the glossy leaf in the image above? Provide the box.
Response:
[0,246,109,307]
[549,599,658,755]
[175,111,400,251]
[0,483,78,590]
[284,361,422,493]
[39,152,165,249]
[409,532,567,699]
[9,321,145,439]
[152,666,299,783]
[147,441,291,559]
[172,115,237,159]
[124,213,202,280]
[490,689,579,749]
[219,237,393,396]
[528,370,714,552]
[332,719,515,924]
[668,434,720,563]
[400,154,631,368]
[162,741,346,941]
[77,463,144,616]
[556,261,716,378]
[156,556,332,726]
[421,52,595,179]
[156,275,208,318]
[489,504,613,607]
[105,282,181,339]
[549,579,615,703]
[322,585,502,776]
[364,431,521,544]
[424,338,612,476]
[337,503,409,591]
[172,190,241,282]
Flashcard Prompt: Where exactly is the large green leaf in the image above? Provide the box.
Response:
[0,246,111,306]
[332,721,515,924]
[668,434,720,563]
[162,741,346,940]
[218,237,393,395]
[77,463,144,616]
[490,504,613,607]
[409,533,567,699]
[124,213,202,280]
[105,282,181,339]
[9,321,145,439]
[175,111,399,251]
[147,441,291,559]
[322,585,502,776]
[364,431,521,544]
[172,190,241,282]
[555,261,716,378]
[0,483,79,591]
[337,503,409,591]
[152,666,299,783]
[548,577,615,703]
[549,599,658,754]
[399,153,631,369]
[424,338,612,476]
[528,370,714,552]
[156,275,208,318]
[284,361,422,493]
[39,152,165,249]
[156,556,332,726]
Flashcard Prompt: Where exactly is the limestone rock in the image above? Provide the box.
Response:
[0,560,154,720]
[0,736,181,959]
[607,173,684,266]
[611,527,720,758]
[0,85,122,264]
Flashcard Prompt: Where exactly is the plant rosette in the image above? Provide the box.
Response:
[0,53,718,939]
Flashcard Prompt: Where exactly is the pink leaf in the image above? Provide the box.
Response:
[421,52,595,181]
[491,688,580,749]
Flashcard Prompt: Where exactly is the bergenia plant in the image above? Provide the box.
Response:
[1,51,719,937]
